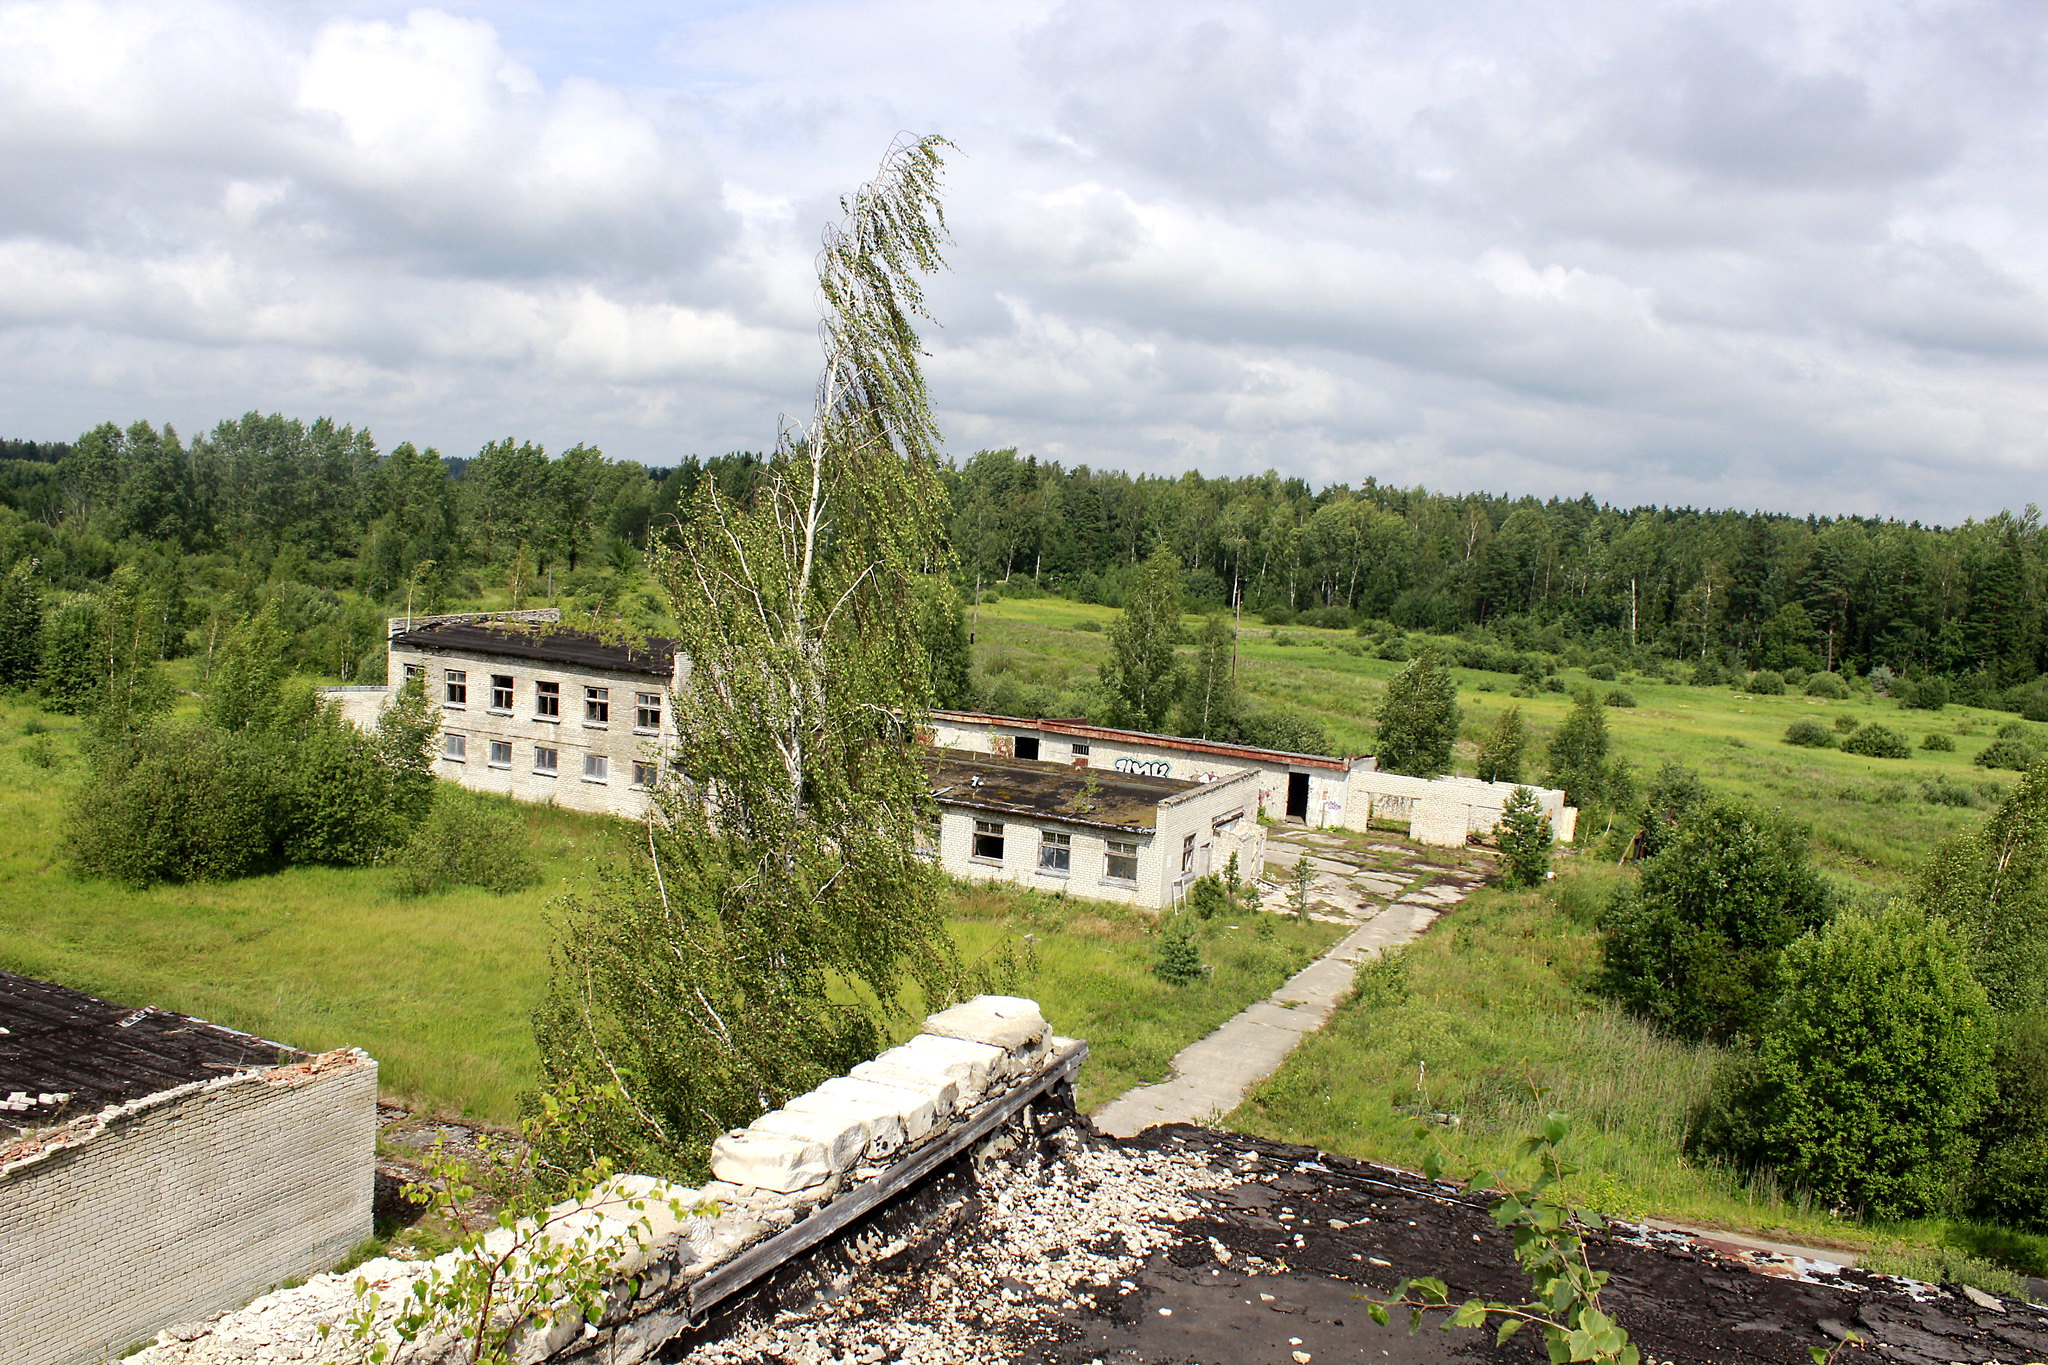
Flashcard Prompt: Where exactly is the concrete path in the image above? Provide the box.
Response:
[1094,845,1478,1137]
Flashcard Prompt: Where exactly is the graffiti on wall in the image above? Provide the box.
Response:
[1113,757,1171,778]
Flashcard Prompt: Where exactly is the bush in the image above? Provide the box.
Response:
[1841,723,1910,758]
[1072,618,1104,633]
[1896,675,1951,711]
[1495,786,1553,889]
[1833,715,1860,733]
[1586,662,1617,682]
[1692,903,1993,1221]
[1691,660,1731,687]
[1296,605,1354,631]
[1867,664,1897,695]
[1152,913,1206,985]
[1920,775,1980,808]
[1997,719,2034,741]
[1783,718,1832,748]
[1922,731,1956,752]
[1375,636,1412,662]
[1802,672,1849,700]
[1598,800,1831,1043]
[1747,670,1785,695]
[390,790,541,897]
[67,725,279,886]
[1972,1011,2048,1232]
[1973,737,2041,771]
[1604,688,1637,708]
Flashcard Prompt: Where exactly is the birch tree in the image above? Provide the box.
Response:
[533,137,964,1178]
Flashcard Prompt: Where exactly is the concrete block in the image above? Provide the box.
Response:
[708,1129,833,1193]
[783,1085,909,1156]
[748,1106,869,1173]
[849,1056,961,1115]
[800,1075,935,1142]
[897,1032,1006,1100]
[921,995,1048,1054]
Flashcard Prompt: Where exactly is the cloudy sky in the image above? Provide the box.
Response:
[2,0,2044,520]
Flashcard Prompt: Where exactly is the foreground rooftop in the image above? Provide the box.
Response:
[927,748,1206,831]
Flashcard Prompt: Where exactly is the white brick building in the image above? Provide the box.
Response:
[930,710,1576,845]
[928,749,1264,909]
[0,973,375,1365]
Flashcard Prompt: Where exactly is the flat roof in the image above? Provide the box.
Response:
[933,709,1355,772]
[389,621,678,679]
[0,972,304,1140]
[927,748,1214,832]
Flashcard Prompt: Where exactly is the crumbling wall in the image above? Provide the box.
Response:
[0,1051,376,1365]
[129,998,1081,1365]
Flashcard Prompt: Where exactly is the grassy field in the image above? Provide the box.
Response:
[973,593,2016,892]
[0,691,1336,1122]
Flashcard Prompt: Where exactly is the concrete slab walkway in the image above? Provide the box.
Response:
[1093,896,1455,1138]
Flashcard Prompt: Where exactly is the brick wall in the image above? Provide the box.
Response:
[0,1052,377,1365]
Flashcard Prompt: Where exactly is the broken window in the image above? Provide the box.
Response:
[972,819,1005,861]
[585,687,609,724]
[1105,840,1139,883]
[444,670,467,706]
[1039,829,1071,873]
[636,692,662,731]
[535,681,560,718]
[490,674,514,710]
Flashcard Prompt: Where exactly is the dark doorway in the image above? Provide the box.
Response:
[1015,736,1041,761]
[1286,772,1309,820]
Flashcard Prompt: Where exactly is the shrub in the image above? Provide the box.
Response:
[1833,715,1860,733]
[1921,775,1980,808]
[1604,688,1637,708]
[1692,903,1993,1221]
[1630,761,1710,860]
[1542,676,1566,693]
[1495,786,1553,889]
[1841,723,1910,758]
[1072,618,1104,633]
[1691,661,1731,687]
[1922,731,1955,752]
[1152,912,1206,985]
[1585,662,1617,682]
[1747,670,1785,695]
[1972,1010,2048,1232]
[67,724,279,886]
[1974,737,2040,771]
[1997,719,2035,741]
[390,790,541,897]
[1376,636,1412,662]
[1802,672,1849,700]
[1867,664,1897,695]
[1598,800,1831,1042]
[1783,718,1832,748]
[1296,605,1354,631]
[1896,675,1951,711]
[1919,766,2048,1013]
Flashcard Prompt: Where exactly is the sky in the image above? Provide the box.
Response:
[2,0,2045,521]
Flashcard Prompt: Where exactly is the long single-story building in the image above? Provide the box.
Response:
[929,710,1577,844]
[928,749,1264,909]
[325,610,682,819]
[0,973,375,1365]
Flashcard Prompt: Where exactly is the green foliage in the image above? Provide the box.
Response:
[1496,787,1553,890]
[1288,852,1314,916]
[1974,736,2040,770]
[1921,731,1955,751]
[203,602,290,733]
[533,137,965,1180]
[1971,1009,2048,1232]
[1833,714,1860,732]
[1919,774,1980,808]
[391,789,542,898]
[1475,705,1525,784]
[1585,662,1617,681]
[1375,648,1459,777]
[1100,544,1185,731]
[1603,688,1637,708]
[1783,718,1832,748]
[0,559,41,691]
[1918,765,2048,1013]
[1629,761,1709,860]
[1840,723,1910,758]
[1545,689,1611,809]
[275,697,407,866]
[1692,902,1993,1221]
[66,724,278,886]
[1897,675,1951,710]
[1747,670,1785,695]
[916,575,973,710]
[1185,873,1232,920]
[1152,912,1207,985]
[1177,613,1241,739]
[1802,672,1849,699]
[331,1085,685,1365]
[1371,1113,1639,1365]
[1598,800,1832,1043]
[35,594,101,714]
[372,674,441,828]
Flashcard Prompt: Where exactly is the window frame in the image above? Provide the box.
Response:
[534,745,559,775]
[489,674,515,712]
[444,669,467,707]
[1105,839,1139,884]
[1181,832,1197,874]
[631,760,658,789]
[583,753,609,783]
[584,686,609,726]
[635,692,662,732]
[443,732,466,761]
[971,818,1005,863]
[487,739,512,768]
[535,680,561,719]
[1037,828,1072,874]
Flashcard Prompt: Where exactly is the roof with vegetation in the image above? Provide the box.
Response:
[0,971,303,1141]
[926,748,1216,832]
[934,708,1359,770]
[387,621,678,679]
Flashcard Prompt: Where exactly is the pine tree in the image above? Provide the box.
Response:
[1495,785,1552,888]
[1475,705,1524,784]
[1152,912,1206,985]
[1101,545,1186,731]
[533,137,966,1178]
[1374,649,1459,776]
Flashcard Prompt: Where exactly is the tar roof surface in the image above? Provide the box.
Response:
[388,622,678,678]
[927,749,1201,831]
[935,708,1355,770]
[0,971,302,1140]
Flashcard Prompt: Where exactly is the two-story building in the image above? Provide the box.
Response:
[927,749,1264,910]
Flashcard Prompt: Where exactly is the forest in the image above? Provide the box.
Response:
[1,420,2039,712]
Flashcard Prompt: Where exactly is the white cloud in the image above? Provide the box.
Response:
[1,0,2047,517]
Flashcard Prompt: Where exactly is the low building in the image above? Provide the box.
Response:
[0,972,375,1365]
[327,610,683,819]
[928,748,1264,909]
[930,709,1577,845]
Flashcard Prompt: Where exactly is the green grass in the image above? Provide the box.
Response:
[974,596,2015,892]
[0,692,1337,1123]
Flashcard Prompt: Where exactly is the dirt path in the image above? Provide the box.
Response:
[1092,834,1485,1138]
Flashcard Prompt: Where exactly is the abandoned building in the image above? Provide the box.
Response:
[928,749,1265,909]
[930,708,1579,844]
[0,971,376,1365]
[325,609,683,820]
